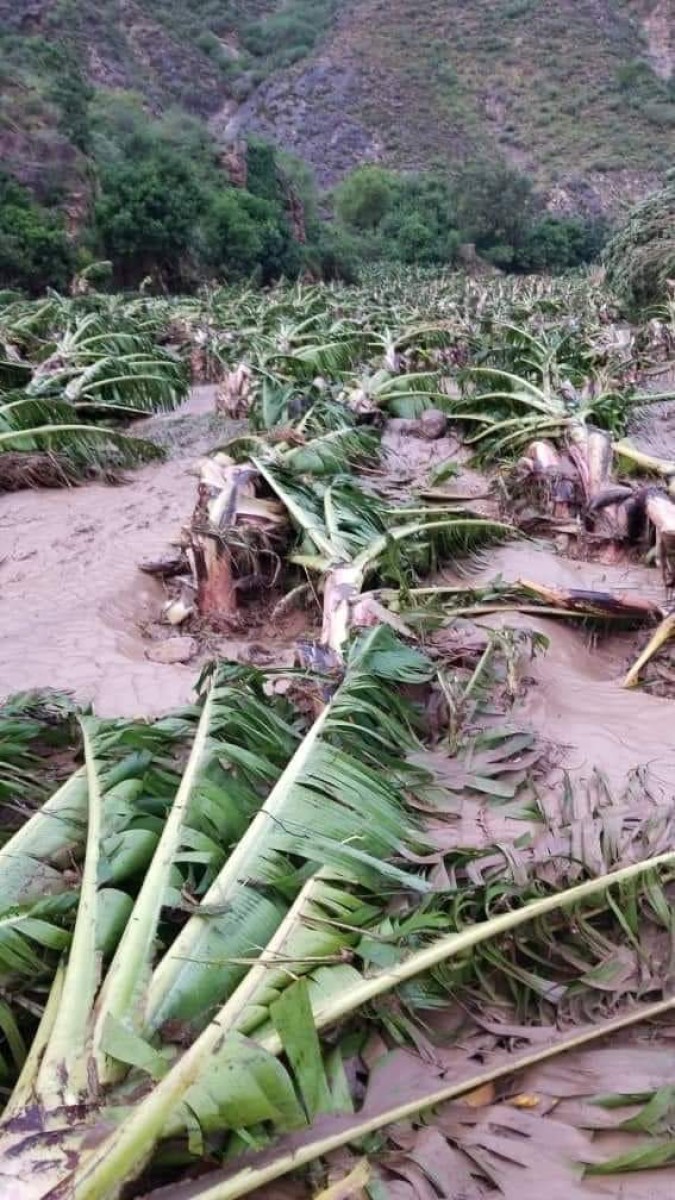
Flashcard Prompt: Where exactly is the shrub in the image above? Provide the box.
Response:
[95,148,205,287]
[336,166,394,232]
[0,175,73,293]
[306,225,361,283]
[201,191,266,279]
[453,161,539,256]
[518,216,608,272]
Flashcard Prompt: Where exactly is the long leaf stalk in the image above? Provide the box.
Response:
[3,277,674,1200]
[92,675,220,1081]
[144,703,333,1028]
[36,720,103,1106]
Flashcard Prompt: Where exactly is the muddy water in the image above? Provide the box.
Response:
[0,389,222,716]
[459,542,675,793]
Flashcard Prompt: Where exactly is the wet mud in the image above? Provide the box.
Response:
[0,388,294,716]
[438,541,675,793]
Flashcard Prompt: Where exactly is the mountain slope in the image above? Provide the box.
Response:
[1,0,674,212]
[227,0,675,210]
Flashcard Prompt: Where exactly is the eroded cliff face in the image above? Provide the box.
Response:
[1,0,674,214]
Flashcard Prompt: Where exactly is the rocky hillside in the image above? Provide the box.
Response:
[2,0,675,212]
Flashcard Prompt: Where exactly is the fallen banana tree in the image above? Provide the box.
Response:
[178,441,514,655]
[0,396,165,490]
[6,273,675,1197]
[2,632,675,1197]
[0,630,436,1195]
[0,311,188,489]
[377,577,664,631]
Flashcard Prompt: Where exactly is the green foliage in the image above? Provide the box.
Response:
[203,191,268,279]
[205,189,301,283]
[0,35,609,296]
[90,110,306,288]
[304,226,361,284]
[0,0,626,295]
[603,174,675,308]
[336,166,394,232]
[380,172,461,265]
[35,39,94,152]
[0,31,93,158]
[240,0,339,70]
[2,0,674,250]
[519,215,609,273]
[0,297,188,484]
[332,162,603,275]
[453,161,538,258]
[334,167,461,267]
[95,150,205,288]
[0,176,73,295]
[246,139,282,203]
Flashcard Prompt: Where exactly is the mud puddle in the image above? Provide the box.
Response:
[0,450,201,716]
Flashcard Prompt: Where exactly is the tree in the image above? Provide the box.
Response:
[202,190,266,278]
[336,165,394,231]
[304,224,360,282]
[95,148,205,287]
[519,215,608,273]
[0,175,73,293]
[453,161,539,256]
[393,213,436,263]
[246,138,281,202]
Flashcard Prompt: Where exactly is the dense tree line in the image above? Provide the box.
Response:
[0,90,608,295]
[333,163,607,275]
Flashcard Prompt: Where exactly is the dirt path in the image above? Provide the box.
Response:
[0,388,223,716]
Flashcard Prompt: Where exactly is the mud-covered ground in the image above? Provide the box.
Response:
[3,385,675,801]
[5,385,675,1198]
[0,388,224,715]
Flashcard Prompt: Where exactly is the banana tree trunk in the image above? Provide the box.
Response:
[645,491,675,587]
[190,458,285,619]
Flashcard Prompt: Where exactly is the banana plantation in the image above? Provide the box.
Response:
[3,267,675,1198]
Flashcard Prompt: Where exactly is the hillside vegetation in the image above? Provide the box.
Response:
[244,0,675,199]
[1,0,674,207]
[1,0,673,291]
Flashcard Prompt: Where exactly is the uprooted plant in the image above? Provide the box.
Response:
[176,434,513,655]
[7,266,675,1198]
